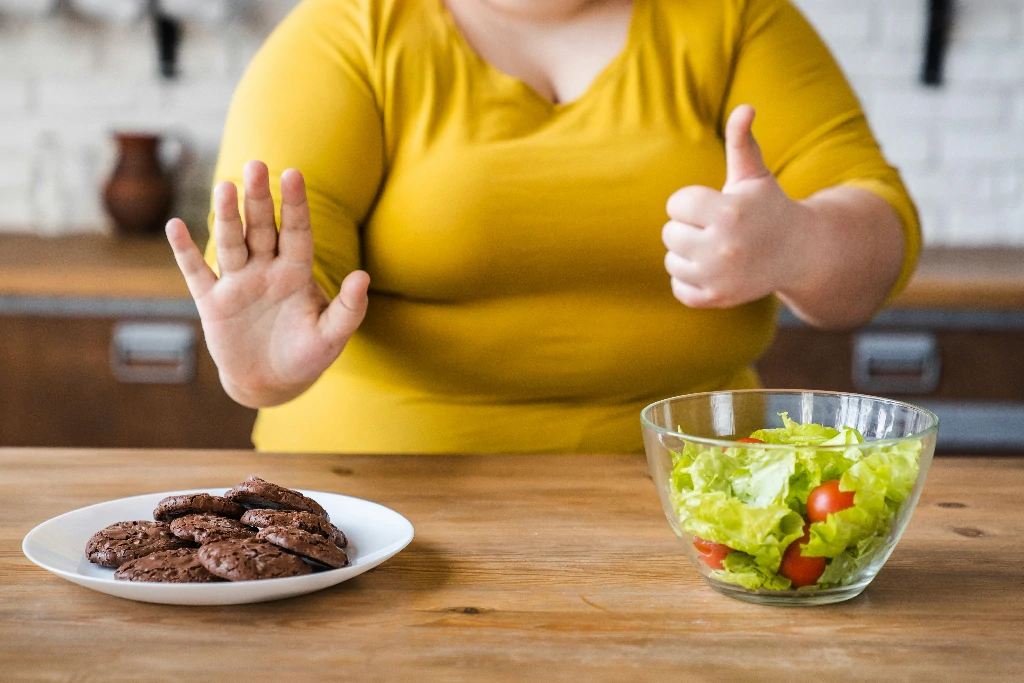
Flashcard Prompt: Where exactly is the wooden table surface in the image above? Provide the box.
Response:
[2,234,1024,309]
[1,450,1022,682]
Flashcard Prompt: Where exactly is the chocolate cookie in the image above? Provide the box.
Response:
[85,520,189,568]
[197,538,313,581]
[256,526,349,569]
[153,493,246,522]
[114,548,222,583]
[240,509,347,548]
[170,514,256,545]
[224,476,329,521]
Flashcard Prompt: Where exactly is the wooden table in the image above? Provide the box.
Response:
[1,450,1022,682]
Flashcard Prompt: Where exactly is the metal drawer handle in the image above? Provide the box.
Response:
[110,322,196,385]
[852,332,940,395]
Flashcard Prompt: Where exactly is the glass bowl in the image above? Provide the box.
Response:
[641,390,938,606]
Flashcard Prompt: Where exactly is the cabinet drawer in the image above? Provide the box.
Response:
[757,328,1024,402]
[0,312,256,449]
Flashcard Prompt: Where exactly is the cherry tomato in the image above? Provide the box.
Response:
[693,536,731,555]
[806,479,856,524]
[700,547,731,570]
[778,527,825,587]
[693,536,732,570]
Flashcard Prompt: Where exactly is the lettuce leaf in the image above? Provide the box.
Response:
[729,449,797,508]
[817,536,887,587]
[750,412,840,445]
[713,551,793,591]
[803,503,890,558]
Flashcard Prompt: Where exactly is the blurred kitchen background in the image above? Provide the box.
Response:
[0,0,1022,451]
[0,0,297,239]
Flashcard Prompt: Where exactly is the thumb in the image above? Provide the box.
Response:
[318,270,370,344]
[724,104,771,190]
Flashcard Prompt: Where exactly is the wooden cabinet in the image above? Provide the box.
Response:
[0,235,255,449]
[0,311,256,448]
[757,321,1024,402]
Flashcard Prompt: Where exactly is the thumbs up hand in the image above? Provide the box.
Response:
[662,105,811,309]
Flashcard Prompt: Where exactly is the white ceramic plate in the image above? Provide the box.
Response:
[22,488,414,606]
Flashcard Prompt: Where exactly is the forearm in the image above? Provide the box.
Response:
[778,186,907,330]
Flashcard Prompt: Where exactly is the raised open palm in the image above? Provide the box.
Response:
[166,161,369,408]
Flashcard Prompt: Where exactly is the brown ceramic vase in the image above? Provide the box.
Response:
[102,133,175,237]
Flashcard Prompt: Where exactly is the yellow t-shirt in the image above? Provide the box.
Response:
[207,0,920,454]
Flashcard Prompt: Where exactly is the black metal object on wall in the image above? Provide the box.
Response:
[923,0,953,86]
[148,0,182,80]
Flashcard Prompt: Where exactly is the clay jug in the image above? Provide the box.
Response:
[102,132,181,237]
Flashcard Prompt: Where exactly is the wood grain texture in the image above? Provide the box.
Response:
[1,450,1022,682]
[2,236,1023,308]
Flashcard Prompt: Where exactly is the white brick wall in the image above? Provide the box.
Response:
[794,0,1024,245]
[1,0,1022,245]
[0,3,298,236]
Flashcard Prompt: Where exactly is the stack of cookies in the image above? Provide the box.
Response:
[85,476,350,583]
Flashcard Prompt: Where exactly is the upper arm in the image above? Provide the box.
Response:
[206,0,384,298]
[723,0,920,294]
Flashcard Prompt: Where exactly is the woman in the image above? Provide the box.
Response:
[166,0,919,454]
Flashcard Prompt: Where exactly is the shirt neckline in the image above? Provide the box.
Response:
[436,0,644,113]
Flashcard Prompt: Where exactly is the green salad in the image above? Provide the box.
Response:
[669,413,922,591]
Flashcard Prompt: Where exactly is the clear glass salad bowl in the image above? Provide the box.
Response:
[641,390,938,606]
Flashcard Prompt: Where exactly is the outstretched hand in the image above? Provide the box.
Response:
[166,160,370,408]
[662,104,810,309]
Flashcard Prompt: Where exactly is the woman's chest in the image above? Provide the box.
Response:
[363,124,728,301]
[362,0,734,302]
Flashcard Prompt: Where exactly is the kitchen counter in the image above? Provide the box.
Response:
[1,234,1023,308]
[895,246,1024,309]
[1,449,1021,681]
[0,234,190,300]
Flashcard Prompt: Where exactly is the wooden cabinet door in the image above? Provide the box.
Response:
[0,315,256,448]
[757,326,1024,401]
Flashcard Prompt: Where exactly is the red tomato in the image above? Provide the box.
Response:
[693,536,732,570]
[778,527,825,587]
[700,547,731,570]
[806,479,856,524]
[693,536,730,555]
